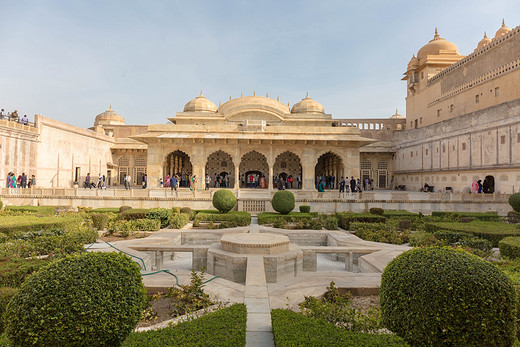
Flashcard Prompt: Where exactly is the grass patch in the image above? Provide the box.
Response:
[123,304,246,346]
[0,216,82,236]
[431,211,499,221]
[424,221,520,247]
[271,309,407,346]
[4,206,55,216]
[335,212,387,230]
[89,208,121,214]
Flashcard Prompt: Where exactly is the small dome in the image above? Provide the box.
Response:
[183,91,217,113]
[95,106,125,126]
[417,28,459,60]
[477,32,492,50]
[291,93,325,114]
[390,108,405,119]
[494,19,511,39]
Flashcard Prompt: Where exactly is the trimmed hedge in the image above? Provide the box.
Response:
[0,287,17,334]
[380,247,517,346]
[107,219,161,235]
[212,189,237,213]
[369,207,384,216]
[271,309,407,346]
[509,193,520,212]
[169,213,190,229]
[424,221,520,247]
[299,205,311,213]
[0,216,82,236]
[499,236,520,259]
[123,304,247,346]
[4,206,55,215]
[147,209,172,229]
[257,212,317,225]
[431,211,499,221]
[0,258,50,288]
[122,209,149,220]
[272,190,295,215]
[336,212,387,230]
[383,210,420,218]
[350,222,410,245]
[194,211,251,227]
[4,252,147,346]
[89,208,121,214]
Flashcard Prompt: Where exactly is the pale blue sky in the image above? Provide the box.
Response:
[1,1,519,128]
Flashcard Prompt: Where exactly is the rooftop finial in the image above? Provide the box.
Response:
[253,90,256,96]
[200,90,203,97]
[109,105,112,110]
[433,27,440,39]
[241,91,243,97]
[266,92,268,97]
[484,31,488,38]
[229,96,231,101]
[287,101,290,106]
[395,108,398,114]
[503,18,506,26]
[277,96,279,101]
[306,91,309,98]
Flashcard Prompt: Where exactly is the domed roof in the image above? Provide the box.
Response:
[477,32,492,50]
[494,19,511,39]
[390,108,405,119]
[291,93,325,114]
[95,106,125,126]
[183,91,217,113]
[417,28,459,60]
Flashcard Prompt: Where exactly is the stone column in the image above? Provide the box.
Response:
[302,150,315,191]
[234,164,239,189]
[147,145,163,187]
[268,163,274,189]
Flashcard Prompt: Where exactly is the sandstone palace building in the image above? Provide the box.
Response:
[1,21,520,194]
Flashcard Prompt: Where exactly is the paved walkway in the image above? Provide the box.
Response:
[245,217,274,346]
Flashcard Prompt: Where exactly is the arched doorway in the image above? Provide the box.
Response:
[274,151,302,189]
[205,151,235,188]
[484,175,495,193]
[239,151,269,189]
[164,151,192,188]
[315,152,344,189]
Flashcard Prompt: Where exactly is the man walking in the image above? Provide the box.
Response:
[205,174,210,190]
[350,176,356,193]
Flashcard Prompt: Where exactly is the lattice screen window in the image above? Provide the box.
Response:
[135,157,146,166]
[377,160,389,170]
[361,159,372,170]
[119,157,130,166]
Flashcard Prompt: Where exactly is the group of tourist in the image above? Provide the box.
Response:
[162,173,198,191]
[471,178,494,194]
[209,173,230,189]
[0,109,30,125]
[84,173,107,189]
[5,172,36,188]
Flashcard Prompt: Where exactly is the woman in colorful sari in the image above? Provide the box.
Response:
[189,175,198,191]
[164,175,170,188]
[260,175,267,189]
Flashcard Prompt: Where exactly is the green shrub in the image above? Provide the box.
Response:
[89,208,121,214]
[123,304,247,346]
[108,219,160,235]
[499,237,520,259]
[171,207,180,214]
[383,210,420,218]
[272,190,295,215]
[212,189,237,213]
[0,200,3,211]
[0,216,82,236]
[510,193,520,213]
[431,211,499,221]
[425,221,520,247]
[180,207,192,215]
[409,231,445,247]
[323,216,338,230]
[398,219,411,231]
[0,233,8,243]
[459,237,493,253]
[271,309,407,346]
[169,213,190,229]
[4,206,55,216]
[0,258,50,288]
[336,212,386,230]
[0,287,17,334]
[194,211,251,227]
[460,217,474,223]
[433,230,471,244]
[257,212,317,225]
[351,222,410,245]
[299,205,311,213]
[380,247,517,346]
[508,211,520,223]
[120,206,132,213]
[166,269,213,316]
[122,209,149,220]
[147,208,172,229]
[4,252,146,346]
[369,207,384,216]
[91,213,109,230]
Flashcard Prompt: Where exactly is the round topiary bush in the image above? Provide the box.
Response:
[119,205,132,213]
[299,205,310,213]
[272,190,295,215]
[212,189,237,213]
[91,213,109,230]
[509,193,520,212]
[380,247,517,346]
[4,252,146,346]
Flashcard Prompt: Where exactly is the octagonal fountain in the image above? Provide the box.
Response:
[206,233,303,283]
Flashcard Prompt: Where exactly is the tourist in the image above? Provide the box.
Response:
[356,178,362,193]
[181,174,186,188]
[287,175,293,189]
[297,175,302,189]
[471,179,479,193]
[369,178,374,190]
[318,179,325,192]
[339,177,345,193]
[31,175,36,188]
[330,175,335,190]
[6,172,11,188]
[240,174,245,188]
[477,179,483,193]
[102,175,106,189]
[350,176,356,192]
[85,173,91,189]
[21,114,28,125]
[364,178,369,191]
[254,174,259,188]
[97,174,103,189]
[260,175,267,189]
[21,173,27,188]
[171,175,178,191]
[0,109,6,119]
[126,175,132,189]
[225,175,229,188]
[142,174,147,189]
[346,184,351,194]
[205,174,210,190]
[190,175,198,191]
[164,175,170,188]
[249,173,254,188]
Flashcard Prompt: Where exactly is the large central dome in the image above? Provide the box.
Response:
[417,28,459,60]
